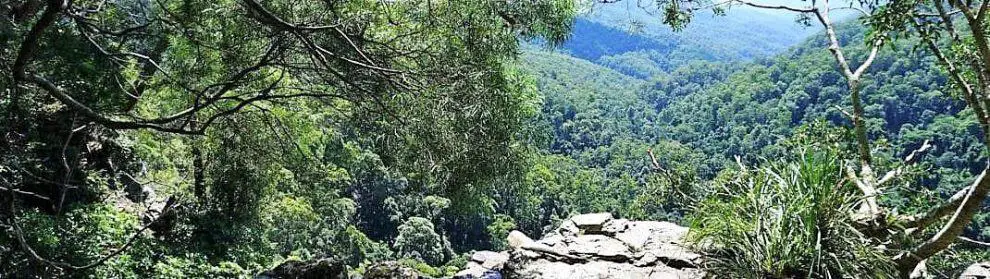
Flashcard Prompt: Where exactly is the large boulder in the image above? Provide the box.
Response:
[961,262,990,279]
[507,230,534,249]
[458,213,704,279]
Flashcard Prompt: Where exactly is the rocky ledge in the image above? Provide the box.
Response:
[456,213,704,279]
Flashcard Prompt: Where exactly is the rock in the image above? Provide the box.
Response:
[257,258,345,279]
[557,220,580,238]
[455,250,510,279]
[961,262,990,278]
[454,266,503,279]
[454,263,491,279]
[507,230,534,248]
[520,241,576,260]
[602,219,629,235]
[507,258,702,279]
[538,233,568,248]
[569,213,614,233]
[613,222,661,251]
[470,213,704,279]
[364,261,419,279]
[566,235,631,260]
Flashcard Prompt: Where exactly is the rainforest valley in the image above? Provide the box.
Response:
[3,0,990,278]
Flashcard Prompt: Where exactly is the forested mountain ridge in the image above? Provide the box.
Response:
[4,0,990,278]
[558,2,820,77]
[520,20,990,275]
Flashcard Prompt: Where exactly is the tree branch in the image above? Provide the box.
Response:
[729,0,816,13]
[898,165,990,270]
[6,182,178,272]
[878,140,933,186]
[904,185,971,230]
[853,38,884,79]
[959,236,990,247]
[11,0,67,81]
[0,186,51,202]
[647,148,662,170]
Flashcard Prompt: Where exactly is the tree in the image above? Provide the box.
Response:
[1,0,577,275]
[393,217,447,266]
[603,0,990,277]
[877,0,990,274]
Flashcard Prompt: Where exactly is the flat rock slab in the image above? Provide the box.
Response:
[470,251,510,269]
[570,213,614,232]
[509,259,703,279]
[489,213,705,279]
[961,262,990,278]
[567,235,632,259]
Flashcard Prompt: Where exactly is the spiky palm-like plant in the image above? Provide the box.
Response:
[688,151,896,278]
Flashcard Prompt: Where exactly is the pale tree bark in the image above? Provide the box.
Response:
[732,0,887,218]
[614,0,990,277]
[896,168,990,274]
[892,0,990,275]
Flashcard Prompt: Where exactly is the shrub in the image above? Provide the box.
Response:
[393,217,446,265]
[687,151,896,278]
[487,214,517,250]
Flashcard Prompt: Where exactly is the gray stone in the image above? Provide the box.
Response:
[602,218,629,235]
[557,220,580,237]
[507,258,703,279]
[538,233,568,248]
[454,263,490,279]
[614,222,660,251]
[474,212,705,279]
[257,258,345,279]
[364,261,419,279]
[961,262,990,279]
[567,235,632,259]
[569,213,614,233]
[507,230,534,248]
[470,250,509,269]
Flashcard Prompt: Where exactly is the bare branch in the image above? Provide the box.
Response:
[0,186,51,202]
[878,140,933,185]
[853,38,884,79]
[959,236,990,247]
[647,148,663,170]
[240,0,339,31]
[904,140,934,165]
[734,155,748,173]
[847,163,881,218]
[833,105,854,120]
[729,0,815,13]
[7,194,178,271]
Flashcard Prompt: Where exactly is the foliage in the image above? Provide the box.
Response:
[521,16,990,275]
[486,214,518,251]
[5,0,990,277]
[393,217,448,266]
[1,0,578,277]
[688,150,896,278]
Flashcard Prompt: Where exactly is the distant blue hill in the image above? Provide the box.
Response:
[549,2,842,78]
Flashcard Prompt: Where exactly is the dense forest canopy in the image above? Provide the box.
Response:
[3,0,990,278]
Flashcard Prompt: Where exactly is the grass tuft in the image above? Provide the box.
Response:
[687,151,896,278]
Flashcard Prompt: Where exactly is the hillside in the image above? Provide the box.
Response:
[5,1,990,278]
[555,3,819,77]
[521,21,989,275]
